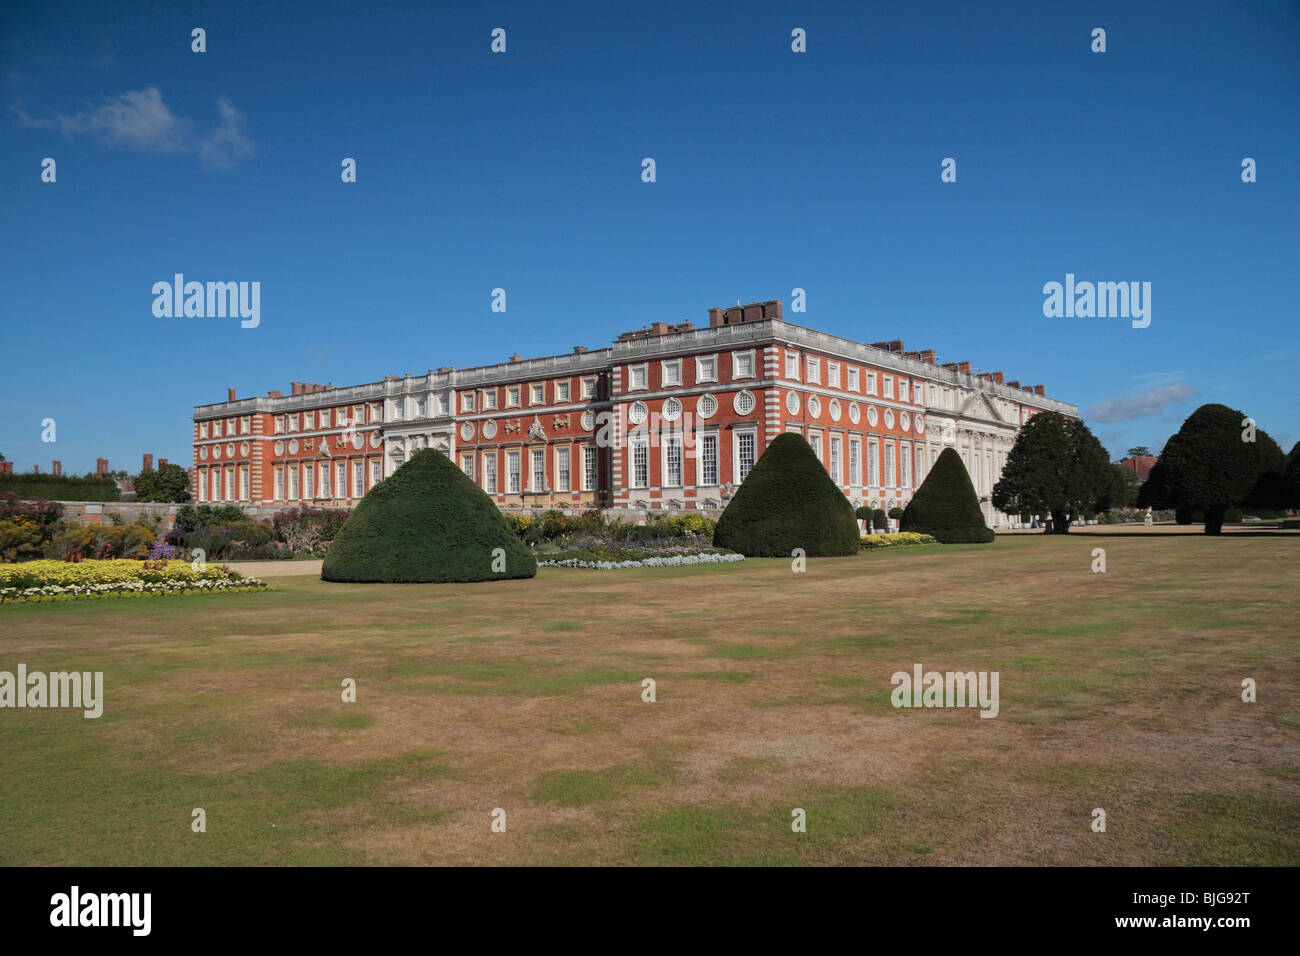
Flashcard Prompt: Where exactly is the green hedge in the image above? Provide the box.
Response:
[0,473,120,502]
[901,447,995,544]
[713,433,860,557]
[322,449,536,583]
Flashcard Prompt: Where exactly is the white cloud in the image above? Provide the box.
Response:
[13,88,252,169]
[1085,384,1197,423]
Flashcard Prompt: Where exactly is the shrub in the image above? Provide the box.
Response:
[175,504,247,532]
[53,519,157,560]
[855,506,872,522]
[0,518,44,561]
[322,449,536,583]
[872,508,888,531]
[888,507,904,519]
[272,507,349,555]
[0,473,119,502]
[713,434,860,557]
[901,447,995,544]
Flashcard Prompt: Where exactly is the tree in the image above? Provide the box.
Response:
[1126,446,1152,458]
[1113,463,1142,508]
[901,447,995,543]
[133,462,192,502]
[713,433,860,556]
[322,448,535,582]
[1285,448,1300,510]
[991,412,1117,533]
[1137,404,1283,534]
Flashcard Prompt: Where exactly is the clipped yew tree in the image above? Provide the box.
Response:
[713,433,859,556]
[902,447,995,543]
[321,448,536,582]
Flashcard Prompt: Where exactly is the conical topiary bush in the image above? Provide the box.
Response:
[713,433,860,556]
[901,447,995,543]
[321,448,537,582]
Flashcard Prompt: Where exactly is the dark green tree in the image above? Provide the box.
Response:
[1137,404,1284,534]
[1126,446,1152,457]
[713,433,860,556]
[322,448,536,582]
[133,462,192,502]
[991,412,1117,534]
[901,447,995,543]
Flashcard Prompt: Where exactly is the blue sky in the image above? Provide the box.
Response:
[2,0,1297,474]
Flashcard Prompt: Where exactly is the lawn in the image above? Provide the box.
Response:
[1,528,1297,865]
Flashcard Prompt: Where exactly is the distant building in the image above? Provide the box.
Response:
[1117,455,1158,482]
[190,299,1078,528]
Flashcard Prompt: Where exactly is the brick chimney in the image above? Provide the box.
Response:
[708,307,724,327]
[142,453,154,472]
[52,460,61,476]
[573,345,588,354]
[159,458,168,468]
[96,457,109,477]
[920,349,936,364]
[957,361,972,374]
[942,362,960,372]
[267,390,283,399]
[1033,385,1046,396]
[0,462,11,475]
[508,353,522,364]
[1007,380,1020,389]
[32,464,39,474]
[227,387,236,402]
[991,372,1005,384]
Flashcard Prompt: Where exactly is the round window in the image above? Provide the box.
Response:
[899,412,910,431]
[484,420,499,439]
[786,392,800,416]
[697,394,717,419]
[733,390,756,415]
[663,397,682,422]
[829,399,842,422]
[867,406,878,427]
[274,441,284,456]
[807,396,821,418]
[884,410,895,429]
[460,422,475,441]
[199,446,209,461]
[915,415,925,434]
[848,403,861,424]
[581,411,596,431]
[629,401,648,425]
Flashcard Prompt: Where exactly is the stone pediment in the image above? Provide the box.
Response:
[957,390,1004,424]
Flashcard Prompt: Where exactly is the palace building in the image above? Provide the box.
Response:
[190,299,1077,528]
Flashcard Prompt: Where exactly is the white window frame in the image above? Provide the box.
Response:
[483,389,498,410]
[661,359,682,387]
[530,383,545,406]
[583,445,598,491]
[884,376,894,399]
[735,429,757,482]
[273,466,283,500]
[556,447,571,492]
[507,387,521,408]
[353,460,365,497]
[581,377,597,399]
[732,350,755,380]
[806,357,821,384]
[828,363,840,389]
[901,442,911,489]
[695,355,717,383]
[829,436,842,484]
[336,461,347,497]
[662,434,683,487]
[461,453,475,479]
[531,449,546,491]
[884,442,895,488]
[555,381,571,403]
[507,451,521,493]
[319,462,330,498]
[628,364,648,391]
[849,438,861,487]
[868,440,879,488]
[847,367,860,392]
[462,392,475,413]
[484,453,498,494]
[785,352,799,381]
[866,372,878,396]
[630,435,650,488]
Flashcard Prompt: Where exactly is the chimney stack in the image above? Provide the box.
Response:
[0,462,12,475]
[267,390,283,399]
[52,460,62,476]
[1007,380,1020,389]
[227,387,236,402]
[920,349,936,364]
[159,458,168,468]
[142,453,154,472]
[1033,385,1046,396]
[957,361,972,374]
[992,371,1005,384]
[32,464,39,474]
[96,457,109,477]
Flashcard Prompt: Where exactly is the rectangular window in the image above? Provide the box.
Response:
[697,356,717,382]
[241,416,250,435]
[916,447,926,485]
[274,467,284,500]
[828,364,840,389]
[369,403,381,423]
[583,446,597,491]
[556,448,570,491]
[901,443,910,489]
[200,422,209,439]
[733,351,754,379]
[483,390,498,410]
[484,454,498,493]
[214,420,223,437]
[928,384,937,406]
[700,434,718,485]
[507,451,521,492]
[885,443,895,487]
[320,463,330,498]
[353,461,364,497]
[532,449,546,490]
[806,358,820,384]
[810,433,822,462]
[303,464,314,500]
[629,365,647,390]
[531,383,545,405]
[737,432,756,482]
[336,461,347,497]
[899,380,909,403]
[884,376,894,399]
[662,360,681,387]
[868,441,879,487]
[847,367,860,392]
[785,353,799,380]
[507,387,521,408]
[632,439,649,488]
[556,381,570,402]
[581,377,597,399]
[288,466,297,500]
[462,392,475,412]
[664,436,682,487]
[849,439,861,486]
[197,468,207,502]
[829,437,841,484]
[371,459,382,489]
[415,397,427,418]
[461,454,474,479]
[866,372,878,396]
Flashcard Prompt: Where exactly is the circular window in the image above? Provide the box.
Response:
[225,443,235,458]
[697,394,717,419]
[460,422,475,441]
[199,446,209,461]
[885,409,895,429]
[733,390,756,415]
[915,415,925,434]
[848,402,861,425]
[274,440,284,456]
[829,399,842,422]
[867,406,878,427]
[807,395,821,418]
[786,392,800,416]
[580,411,596,431]
[484,419,499,439]
[212,444,222,460]
[288,439,299,455]
[663,397,682,422]
[629,401,648,425]
[370,431,382,448]
[240,442,250,457]
[352,432,365,450]
[899,412,910,431]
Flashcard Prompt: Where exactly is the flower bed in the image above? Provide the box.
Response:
[860,532,939,550]
[537,545,743,569]
[0,559,269,604]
